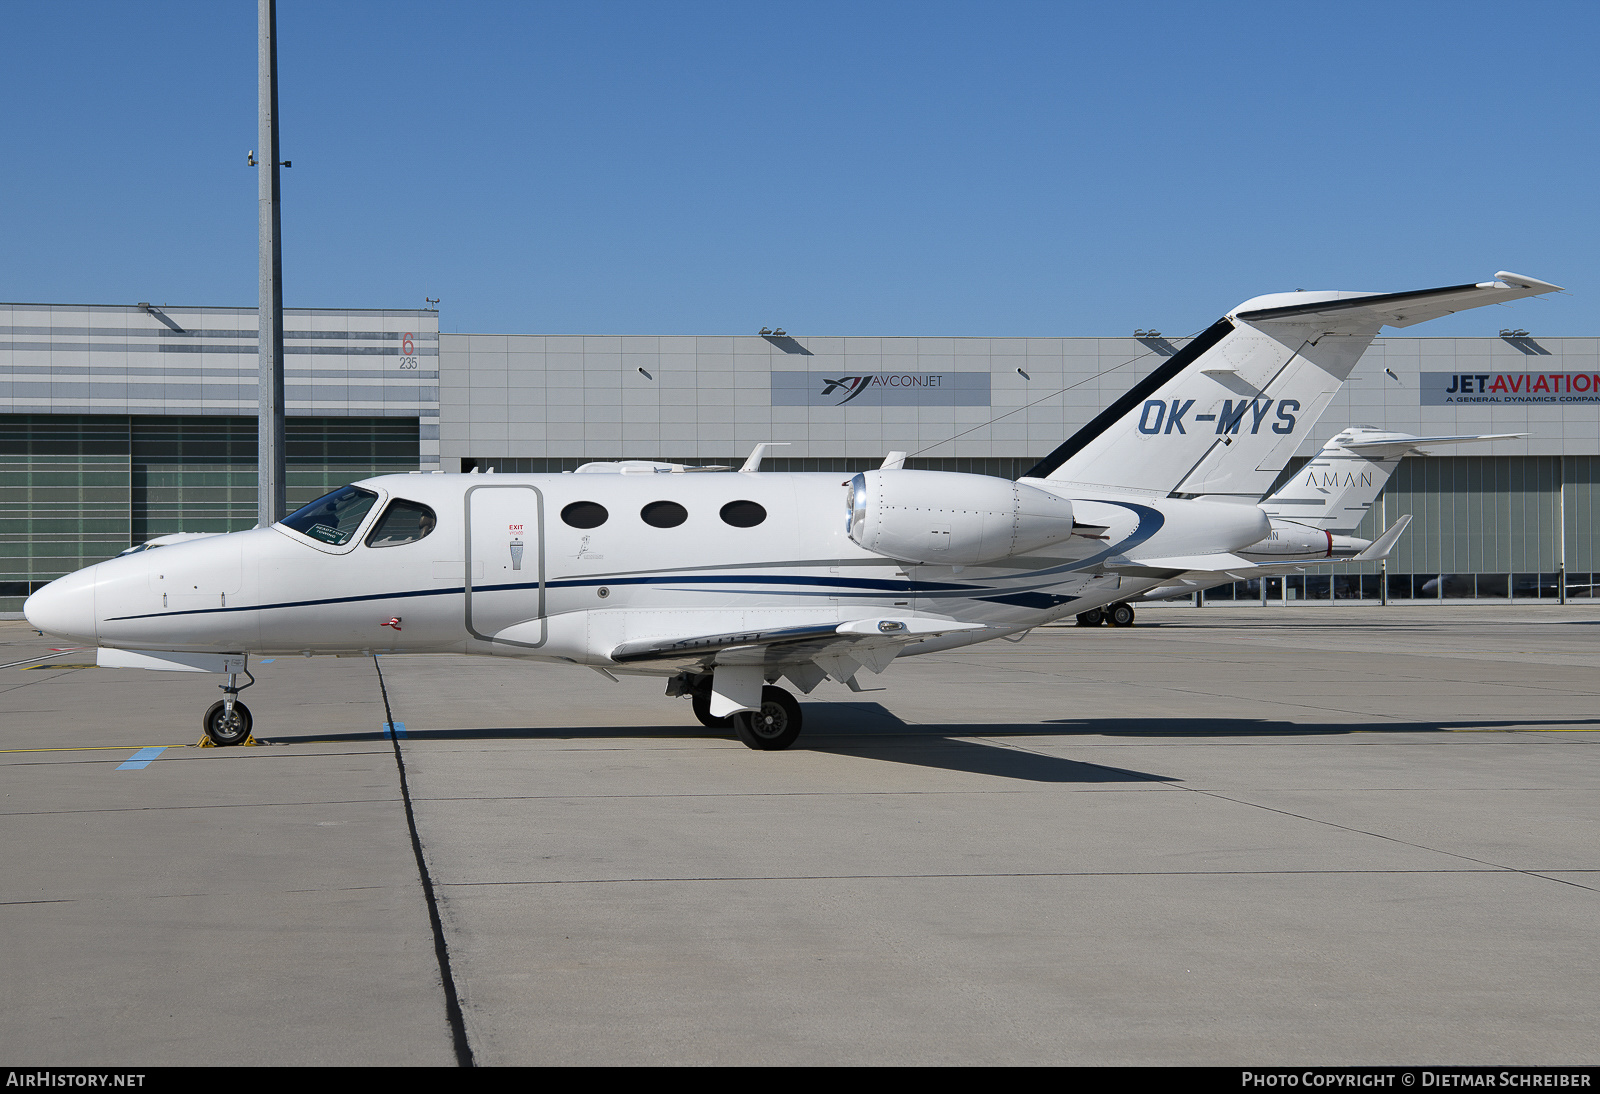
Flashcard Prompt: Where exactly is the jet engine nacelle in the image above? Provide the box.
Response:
[846,470,1076,565]
[1243,518,1335,558]
[1236,517,1373,562]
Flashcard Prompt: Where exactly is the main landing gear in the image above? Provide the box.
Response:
[675,673,804,751]
[1076,603,1136,628]
[201,668,256,746]
[731,686,802,751]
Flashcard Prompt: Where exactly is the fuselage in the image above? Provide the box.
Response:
[25,470,1270,672]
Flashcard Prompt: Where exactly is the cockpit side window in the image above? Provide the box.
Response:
[281,485,380,546]
[365,498,438,548]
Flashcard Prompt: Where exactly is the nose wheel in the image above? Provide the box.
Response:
[200,668,257,746]
[203,699,253,746]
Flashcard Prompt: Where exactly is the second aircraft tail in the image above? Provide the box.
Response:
[1259,428,1528,533]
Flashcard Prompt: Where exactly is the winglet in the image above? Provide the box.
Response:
[740,442,791,473]
[1352,515,1412,562]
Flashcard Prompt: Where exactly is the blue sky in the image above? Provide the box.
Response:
[2,1,1595,336]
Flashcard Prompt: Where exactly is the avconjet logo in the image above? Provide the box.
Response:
[819,376,873,403]
[772,371,990,407]
[820,374,944,405]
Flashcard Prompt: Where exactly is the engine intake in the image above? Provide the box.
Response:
[846,470,1076,565]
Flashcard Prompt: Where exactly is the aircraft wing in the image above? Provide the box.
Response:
[610,616,989,689]
[1106,553,1257,577]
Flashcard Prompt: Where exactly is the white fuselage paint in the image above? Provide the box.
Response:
[27,470,1268,674]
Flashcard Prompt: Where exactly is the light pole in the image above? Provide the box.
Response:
[257,0,286,526]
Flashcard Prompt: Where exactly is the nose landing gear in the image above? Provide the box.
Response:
[200,668,257,746]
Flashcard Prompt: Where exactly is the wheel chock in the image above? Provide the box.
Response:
[195,734,261,748]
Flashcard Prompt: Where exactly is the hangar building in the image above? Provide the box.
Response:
[3,300,1596,613]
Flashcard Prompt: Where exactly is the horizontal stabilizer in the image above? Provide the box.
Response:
[1233,273,1562,329]
[1340,432,1527,456]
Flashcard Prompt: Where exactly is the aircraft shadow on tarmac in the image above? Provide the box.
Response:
[283,701,1180,783]
[282,701,1600,783]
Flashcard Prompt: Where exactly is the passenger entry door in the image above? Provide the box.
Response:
[465,483,546,648]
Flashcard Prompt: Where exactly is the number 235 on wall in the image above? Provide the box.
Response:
[398,332,419,369]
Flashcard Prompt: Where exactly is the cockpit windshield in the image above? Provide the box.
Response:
[280,485,379,545]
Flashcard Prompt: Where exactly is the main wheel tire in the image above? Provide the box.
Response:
[730,686,802,751]
[1076,609,1104,627]
[1109,602,1136,627]
[691,690,732,729]
[203,699,252,746]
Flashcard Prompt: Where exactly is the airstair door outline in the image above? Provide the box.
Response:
[465,483,546,648]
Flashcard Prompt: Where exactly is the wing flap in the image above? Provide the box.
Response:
[609,616,987,668]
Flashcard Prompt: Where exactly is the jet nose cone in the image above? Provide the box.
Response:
[23,566,99,643]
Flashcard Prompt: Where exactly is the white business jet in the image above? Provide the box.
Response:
[24,272,1560,749]
[1081,426,1527,619]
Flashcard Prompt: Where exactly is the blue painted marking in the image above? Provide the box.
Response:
[117,746,167,770]
[384,721,406,739]
[259,658,275,664]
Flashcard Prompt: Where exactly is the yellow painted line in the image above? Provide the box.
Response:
[0,745,189,754]
[1444,727,1599,733]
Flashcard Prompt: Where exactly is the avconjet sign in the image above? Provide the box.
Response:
[772,371,991,407]
[1422,371,1600,405]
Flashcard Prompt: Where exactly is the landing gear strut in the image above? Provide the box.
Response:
[202,668,255,746]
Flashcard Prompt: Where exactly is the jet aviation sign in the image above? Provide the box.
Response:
[772,371,991,407]
[1422,371,1600,405]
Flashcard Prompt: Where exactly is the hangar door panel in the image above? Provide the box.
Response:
[465,484,546,647]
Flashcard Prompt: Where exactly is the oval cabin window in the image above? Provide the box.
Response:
[640,500,688,528]
[719,500,767,528]
[561,501,609,529]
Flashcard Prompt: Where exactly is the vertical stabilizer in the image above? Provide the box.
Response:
[1260,429,1528,533]
[1020,273,1561,498]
